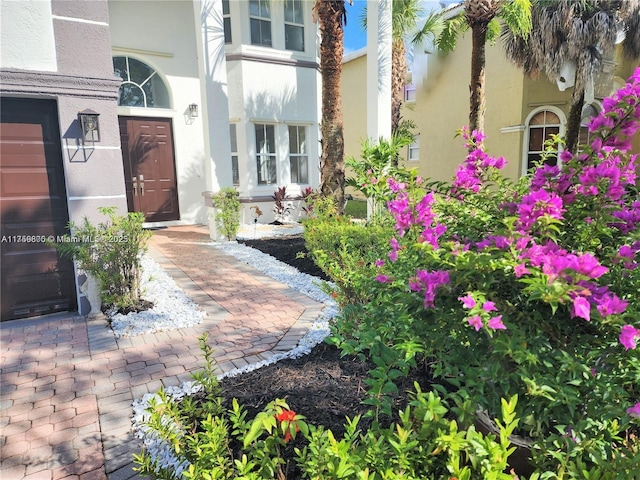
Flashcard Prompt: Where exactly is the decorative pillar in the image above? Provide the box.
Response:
[366,0,392,142]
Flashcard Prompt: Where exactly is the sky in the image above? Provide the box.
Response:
[342,0,450,55]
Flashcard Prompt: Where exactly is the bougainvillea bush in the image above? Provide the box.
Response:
[332,69,640,474]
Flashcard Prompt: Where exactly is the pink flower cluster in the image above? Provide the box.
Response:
[386,191,447,248]
[459,293,506,331]
[452,129,506,195]
[410,270,451,308]
[516,190,565,231]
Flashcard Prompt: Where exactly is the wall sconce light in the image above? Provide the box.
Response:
[188,103,198,118]
[78,109,100,143]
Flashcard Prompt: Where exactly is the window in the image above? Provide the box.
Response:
[404,84,416,103]
[288,125,308,184]
[230,124,239,186]
[284,0,304,51]
[578,104,601,149]
[113,56,170,108]
[222,0,232,44]
[408,136,419,161]
[255,124,276,185]
[249,0,271,47]
[526,110,561,171]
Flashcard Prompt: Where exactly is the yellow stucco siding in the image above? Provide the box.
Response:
[342,35,640,187]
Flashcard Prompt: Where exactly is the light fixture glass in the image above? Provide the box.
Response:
[78,109,100,143]
[188,103,198,118]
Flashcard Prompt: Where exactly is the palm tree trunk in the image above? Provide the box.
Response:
[565,89,585,154]
[391,38,407,137]
[318,0,346,213]
[469,22,487,134]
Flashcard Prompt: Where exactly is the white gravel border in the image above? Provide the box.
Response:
[108,255,207,338]
[132,231,338,477]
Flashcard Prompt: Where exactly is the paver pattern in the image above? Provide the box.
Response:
[1,226,326,479]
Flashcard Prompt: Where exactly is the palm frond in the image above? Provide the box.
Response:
[411,10,445,47]
[436,14,468,53]
[499,0,532,39]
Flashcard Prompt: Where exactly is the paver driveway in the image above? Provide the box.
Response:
[1,226,326,479]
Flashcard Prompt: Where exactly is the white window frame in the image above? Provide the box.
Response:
[404,84,416,103]
[222,0,232,44]
[230,124,239,186]
[408,135,420,161]
[288,125,308,184]
[113,55,171,109]
[284,0,305,52]
[249,0,272,47]
[522,106,566,175]
[255,123,277,185]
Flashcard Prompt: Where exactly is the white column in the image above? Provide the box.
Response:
[196,0,233,191]
[366,0,392,142]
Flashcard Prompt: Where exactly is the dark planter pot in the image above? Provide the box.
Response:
[475,408,536,477]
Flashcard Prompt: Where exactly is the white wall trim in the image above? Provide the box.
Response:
[63,145,122,151]
[52,15,109,27]
[68,195,127,201]
[500,125,525,134]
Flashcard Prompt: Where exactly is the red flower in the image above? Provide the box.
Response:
[275,409,296,422]
[275,409,299,443]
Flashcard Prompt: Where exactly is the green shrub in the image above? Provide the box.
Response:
[303,216,392,305]
[211,187,241,240]
[134,336,539,479]
[54,206,151,311]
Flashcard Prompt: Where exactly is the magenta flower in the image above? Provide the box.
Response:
[596,294,628,317]
[459,294,476,309]
[388,250,398,262]
[374,259,385,267]
[571,296,591,322]
[415,270,450,308]
[517,189,565,231]
[482,301,497,312]
[514,263,530,278]
[375,275,391,284]
[488,315,507,330]
[627,403,640,418]
[619,325,639,350]
[467,315,483,331]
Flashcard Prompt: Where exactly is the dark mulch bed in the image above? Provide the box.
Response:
[218,234,430,478]
[219,342,432,479]
[238,234,330,281]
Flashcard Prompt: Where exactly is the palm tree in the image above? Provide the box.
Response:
[503,0,640,153]
[429,0,532,134]
[388,0,423,135]
[315,0,348,213]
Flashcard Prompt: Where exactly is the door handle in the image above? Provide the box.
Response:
[139,175,145,196]
[132,176,138,196]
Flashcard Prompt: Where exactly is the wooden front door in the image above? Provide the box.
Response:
[118,117,179,222]
[0,98,77,321]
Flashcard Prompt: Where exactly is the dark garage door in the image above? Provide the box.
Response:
[1,98,77,321]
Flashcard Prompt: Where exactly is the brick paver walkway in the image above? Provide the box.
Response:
[1,226,327,479]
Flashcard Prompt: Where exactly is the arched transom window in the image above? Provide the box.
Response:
[113,56,170,108]
[526,110,561,171]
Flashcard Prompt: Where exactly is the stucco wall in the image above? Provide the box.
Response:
[403,35,525,183]
[108,0,210,224]
[0,0,58,71]
[227,58,320,199]
[342,34,640,187]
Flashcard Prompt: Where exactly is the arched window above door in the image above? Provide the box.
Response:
[113,56,170,108]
